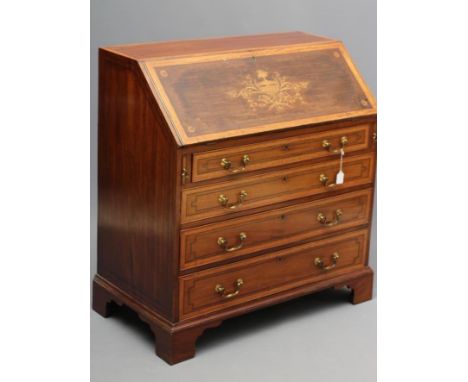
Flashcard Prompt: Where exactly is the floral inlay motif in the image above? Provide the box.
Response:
[227,69,309,112]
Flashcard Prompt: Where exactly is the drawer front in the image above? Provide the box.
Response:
[192,124,372,182]
[181,153,375,224]
[180,189,373,270]
[179,229,368,319]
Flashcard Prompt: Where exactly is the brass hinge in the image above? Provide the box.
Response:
[181,167,190,184]
[372,131,377,144]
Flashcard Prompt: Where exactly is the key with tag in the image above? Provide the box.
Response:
[336,148,345,185]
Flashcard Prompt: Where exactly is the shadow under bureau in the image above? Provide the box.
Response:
[93,32,377,365]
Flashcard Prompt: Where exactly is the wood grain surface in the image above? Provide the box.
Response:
[181,152,375,223]
[180,189,373,270]
[94,32,376,364]
[143,42,376,145]
[97,50,179,320]
[191,123,372,182]
[180,229,369,319]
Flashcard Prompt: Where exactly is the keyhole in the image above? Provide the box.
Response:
[282,176,288,183]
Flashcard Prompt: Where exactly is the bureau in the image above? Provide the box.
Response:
[92,32,377,365]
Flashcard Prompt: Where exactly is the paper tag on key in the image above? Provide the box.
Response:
[336,148,345,185]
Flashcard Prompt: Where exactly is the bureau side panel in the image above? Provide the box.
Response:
[97,51,178,320]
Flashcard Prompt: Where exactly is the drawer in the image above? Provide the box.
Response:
[180,189,373,270]
[191,124,372,182]
[181,152,375,224]
[179,229,368,319]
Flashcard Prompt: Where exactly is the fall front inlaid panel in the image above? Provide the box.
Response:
[144,42,376,144]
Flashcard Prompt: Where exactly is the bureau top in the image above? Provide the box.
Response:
[103,32,333,60]
[101,32,376,146]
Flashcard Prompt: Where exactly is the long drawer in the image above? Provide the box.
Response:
[181,152,375,224]
[180,189,373,270]
[179,229,368,319]
[191,123,372,182]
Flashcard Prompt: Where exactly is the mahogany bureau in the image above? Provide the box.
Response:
[92,32,377,365]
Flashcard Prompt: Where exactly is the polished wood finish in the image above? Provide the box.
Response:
[348,270,374,304]
[105,31,333,60]
[180,229,368,319]
[93,275,222,365]
[93,266,373,364]
[142,41,376,145]
[180,189,373,270]
[191,123,372,182]
[97,48,179,320]
[93,32,376,365]
[182,153,374,223]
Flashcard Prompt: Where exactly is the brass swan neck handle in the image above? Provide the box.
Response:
[218,190,248,209]
[215,279,244,299]
[314,252,340,271]
[220,154,250,173]
[217,232,247,252]
[322,136,348,154]
[317,209,343,226]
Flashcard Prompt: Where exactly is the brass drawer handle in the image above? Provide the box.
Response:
[215,278,244,299]
[314,252,340,271]
[317,209,343,226]
[218,190,247,209]
[220,154,250,173]
[322,136,348,153]
[319,173,340,188]
[218,232,247,252]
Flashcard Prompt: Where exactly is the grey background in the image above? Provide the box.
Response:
[91,1,376,381]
